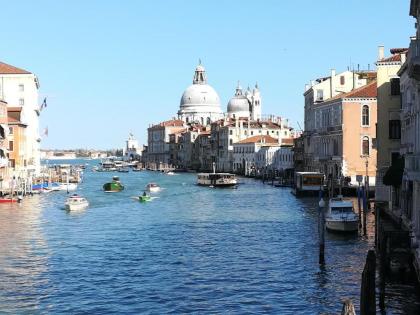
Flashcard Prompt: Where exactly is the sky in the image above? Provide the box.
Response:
[0,0,414,149]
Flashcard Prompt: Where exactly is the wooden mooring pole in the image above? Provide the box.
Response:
[362,186,367,236]
[360,249,376,315]
[358,185,362,230]
[341,299,356,315]
[318,190,326,265]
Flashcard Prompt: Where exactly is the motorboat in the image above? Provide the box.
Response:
[139,194,152,202]
[146,183,161,192]
[117,168,129,173]
[103,176,124,192]
[0,197,18,203]
[165,171,175,176]
[65,194,89,211]
[325,196,359,232]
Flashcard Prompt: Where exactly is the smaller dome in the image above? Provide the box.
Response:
[227,96,250,113]
[227,83,250,115]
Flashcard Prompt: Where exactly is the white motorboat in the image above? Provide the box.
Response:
[325,196,359,232]
[146,183,161,192]
[65,194,89,211]
[165,171,175,176]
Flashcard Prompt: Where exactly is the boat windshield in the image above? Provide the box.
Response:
[331,206,353,213]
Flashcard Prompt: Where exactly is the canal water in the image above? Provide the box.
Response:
[0,160,419,314]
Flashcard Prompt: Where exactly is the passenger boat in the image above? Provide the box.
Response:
[293,172,325,196]
[65,194,89,211]
[103,176,124,192]
[145,183,161,192]
[197,173,237,187]
[325,196,359,232]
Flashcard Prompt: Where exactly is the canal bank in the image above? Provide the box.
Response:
[0,162,418,313]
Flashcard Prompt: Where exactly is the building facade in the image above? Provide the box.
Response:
[0,61,41,176]
[304,78,378,188]
[375,47,406,207]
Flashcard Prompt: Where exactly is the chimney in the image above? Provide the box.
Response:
[401,52,407,64]
[330,68,336,98]
[378,45,385,61]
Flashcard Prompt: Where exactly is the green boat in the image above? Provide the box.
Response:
[139,195,152,202]
[103,176,124,192]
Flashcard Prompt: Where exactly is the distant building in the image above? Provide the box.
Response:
[146,119,186,165]
[124,133,142,160]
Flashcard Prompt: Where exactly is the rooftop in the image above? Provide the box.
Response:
[0,61,31,75]
[237,135,279,144]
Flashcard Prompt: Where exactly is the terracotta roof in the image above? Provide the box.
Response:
[378,48,408,63]
[7,107,22,112]
[281,138,294,145]
[150,119,184,129]
[237,135,279,144]
[344,80,377,98]
[325,81,377,102]
[0,61,31,74]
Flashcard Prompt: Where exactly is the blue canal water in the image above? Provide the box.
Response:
[0,160,419,314]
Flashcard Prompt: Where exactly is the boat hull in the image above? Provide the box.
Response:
[65,203,89,211]
[103,182,124,192]
[0,198,17,203]
[325,219,359,232]
[139,196,151,202]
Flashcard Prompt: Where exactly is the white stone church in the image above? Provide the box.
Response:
[177,62,262,124]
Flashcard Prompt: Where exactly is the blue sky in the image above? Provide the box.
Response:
[1,0,414,149]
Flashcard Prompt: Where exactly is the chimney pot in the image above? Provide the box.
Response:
[378,45,385,60]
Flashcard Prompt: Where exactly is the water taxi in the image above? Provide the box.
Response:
[146,183,161,192]
[65,194,89,211]
[325,196,359,232]
[103,176,124,192]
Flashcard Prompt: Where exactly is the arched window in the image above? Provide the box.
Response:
[207,117,211,125]
[362,105,369,126]
[201,117,204,125]
[362,136,370,156]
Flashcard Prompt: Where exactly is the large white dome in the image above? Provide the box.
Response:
[178,63,223,125]
[180,84,221,108]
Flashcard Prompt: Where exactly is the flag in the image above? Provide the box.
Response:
[40,97,47,110]
[43,127,48,137]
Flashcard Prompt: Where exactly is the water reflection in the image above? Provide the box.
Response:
[0,196,51,313]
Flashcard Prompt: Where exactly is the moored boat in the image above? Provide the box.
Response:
[103,176,124,192]
[0,198,18,203]
[325,196,359,232]
[65,194,89,211]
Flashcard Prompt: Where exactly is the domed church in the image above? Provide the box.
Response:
[227,82,261,120]
[178,62,223,125]
[178,61,262,125]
